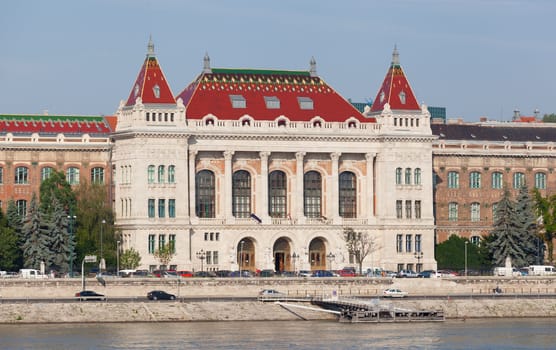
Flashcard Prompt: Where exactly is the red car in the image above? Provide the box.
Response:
[177,270,194,277]
[338,269,357,277]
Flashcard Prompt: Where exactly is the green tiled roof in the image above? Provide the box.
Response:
[0,114,105,122]
[211,68,310,76]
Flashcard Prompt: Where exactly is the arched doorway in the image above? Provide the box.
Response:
[308,238,326,270]
[273,237,291,272]
[237,239,255,272]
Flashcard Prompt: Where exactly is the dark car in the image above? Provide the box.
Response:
[75,290,106,301]
[311,270,334,277]
[418,270,438,278]
[214,270,232,277]
[259,269,275,277]
[147,290,176,300]
[194,271,216,277]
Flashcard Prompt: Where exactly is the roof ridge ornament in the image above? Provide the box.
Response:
[392,45,399,66]
[310,56,317,77]
[203,52,212,73]
[147,35,155,58]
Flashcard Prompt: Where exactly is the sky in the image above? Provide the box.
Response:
[1,0,555,121]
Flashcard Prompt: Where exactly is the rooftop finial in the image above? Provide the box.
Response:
[309,56,317,77]
[147,35,155,58]
[203,52,212,73]
[392,44,399,66]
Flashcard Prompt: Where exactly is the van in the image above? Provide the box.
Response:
[19,268,48,279]
[493,267,521,277]
[528,265,556,276]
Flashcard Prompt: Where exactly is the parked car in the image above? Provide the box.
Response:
[418,270,439,278]
[214,270,232,277]
[259,269,275,277]
[298,270,312,277]
[194,271,216,277]
[396,269,418,278]
[437,269,459,277]
[383,288,408,298]
[280,271,296,277]
[147,290,176,300]
[258,289,285,300]
[75,290,106,301]
[338,269,357,277]
[228,270,254,277]
[177,270,194,277]
[311,270,335,277]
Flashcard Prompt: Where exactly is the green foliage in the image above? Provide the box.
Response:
[515,186,541,265]
[542,113,556,123]
[39,170,76,214]
[153,244,175,267]
[534,189,556,264]
[435,235,482,271]
[120,248,141,270]
[6,200,22,240]
[45,197,74,273]
[21,194,50,269]
[0,226,20,271]
[342,227,376,274]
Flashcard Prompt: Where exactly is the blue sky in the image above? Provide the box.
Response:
[1,0,554,121]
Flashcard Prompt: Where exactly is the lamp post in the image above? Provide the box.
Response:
[465,241,469,278]
[116,240,121,277]
[196,250,206,272]
[327,252,335,271]
[414,251,424,272]
[67,215,76,277]
[239,240,245,277]
[291,252,298,273]
[100,219,106,271]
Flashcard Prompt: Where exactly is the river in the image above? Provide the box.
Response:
[0,318,553,349]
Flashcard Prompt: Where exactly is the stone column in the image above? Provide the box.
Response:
[224,150,234,222]
[259,151,270,223]
[366,152,376,218]
[189,150,198,220]
[296,152,306,223]
[330,152,341,222]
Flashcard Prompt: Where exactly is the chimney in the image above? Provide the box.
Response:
[513,109,520,121]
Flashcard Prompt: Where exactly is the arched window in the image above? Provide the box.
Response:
[405,168,412,185]
[15,166,29,184]
[304,171,322,218]
[491,171,503,189]
[66,167,80,185]
[147,165,155,184]
[91,167,104,184]
[167,165,175,183]
[158,165,165,183]
[414,168,422,185]
[232,170,251,218]
[470,202,481,222]
[269,170,287,218]
[447,171,459,189]
[395,168,402,185]
[41,167,54,182]
[339,171,356,218]
[535,172,546,189]
[196,170,215,218]
[469,171,481,189]
[513,172,525,189]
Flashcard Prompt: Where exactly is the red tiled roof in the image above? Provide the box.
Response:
[125,39,175,107]
[176,68,372,123]
[370,47,420,113]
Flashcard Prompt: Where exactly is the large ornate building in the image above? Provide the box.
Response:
[112,41,436,273]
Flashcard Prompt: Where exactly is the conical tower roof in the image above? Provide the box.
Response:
[370,46,420,112]
[125,37,176,106]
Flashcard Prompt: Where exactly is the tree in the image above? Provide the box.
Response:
[21,194,50,269]
[153,244,175,268]
[39,170,76,215]
[542,113,556,123]
[0,226,20,271]
[435,234,482,271]
[6,200,22,240]
[515,185,540,265]
[534,189,556,264]
[487,188,527,267]
[46,197,74,273]
[342,227,377,274]
[120,248,141,270]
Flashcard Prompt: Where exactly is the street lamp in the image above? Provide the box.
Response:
[291,252,298,273]
[116,240,121,277]
[196,250,206,272]
[465,241,469,278]
[239,240,245,277]
[67,215,76,277]
[327,252,335,271]
[100,219,106,271]
[414,251,424,272]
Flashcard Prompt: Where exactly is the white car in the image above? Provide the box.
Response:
[258,289,286,300]
[383,288,408,298]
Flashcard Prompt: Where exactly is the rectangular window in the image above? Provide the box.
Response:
[448,202,458,221]
[415,200,421,219]
[447,171,459,189]
[148,199,155,218]
[168,199,176,218]
[210,232,214,241]
[469,171,481,189]
[215,232,220,241]
[264,96,280,109]
[148,234,155,254]
[471,203,481,222]
[0,167,3,184]
[213,251,219,265]
[298,97,314,110]
[415,234,422,252]
[396,234,403,253]
[169,234,176,254]
[397,263,404,272]
[206,251,212,265]
[513,172,525,189]
[535,173,546,190]
[204,232,208,241]
[406,234,412,252]
[91,167,105,184]
[396,200,403,219]
[405,200,412,219]
[158,199,165,218]
[230,95,246,108]
[405,168,411,185]
[158,234,166,249]
[492,172,503,189]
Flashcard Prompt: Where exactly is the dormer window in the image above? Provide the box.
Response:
[399,91,406,104]
[153,84,160,99]
[230,95,246,108]
[134,84,140,97]
[379,91,385,103]
[264,96,280,109]
[298,97,313,110]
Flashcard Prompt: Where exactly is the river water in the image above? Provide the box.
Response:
[0,318,553,349]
